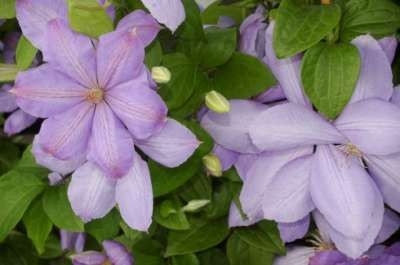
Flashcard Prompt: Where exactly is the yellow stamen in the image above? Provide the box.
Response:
[86,88,104,104]
[342,143,363,158]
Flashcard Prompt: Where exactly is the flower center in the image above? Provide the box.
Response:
[86,88,104,104]
[307,231,334,251]
[341,143,363,158]
[102,259,112,265]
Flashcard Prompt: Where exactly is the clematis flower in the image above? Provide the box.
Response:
[0,32,37,136]
[13,0,199,230]
[60,230,86,253]
[140,0,185,32]
[71,240,133,265]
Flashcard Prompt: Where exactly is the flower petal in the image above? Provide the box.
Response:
[264,23,311,108]
[71,251,107,265]
[239,147,312,221]
[16,0,67,50]
[141,0,185,32]
[375,208,400,244]
[106,81,167,140]
[116,10,161,46]
[378,36,398,63]
[96,30,145,89]
[136,118,199,167]
[349,35,393,103]
[309,250,348,265]
[45,19,97,88]
[262,155,315,223]
[32,136,86,175]
[0,85,18,112]
[37,102,94,161]
[254,85,286,104]
[4,109,36,135]
[200,100,268,153]
[366,153,400,212]
[13,64,87,118]
[116,152,153,231]
[273,247,315,265]
[103,240,133,265]
[213,145,239,171]
[234,153,259,181]
[239,6,266,57]
[278,216,310,243]
[310,145,379,239]
[391,85,400,106]
[249,103,346,151]
[335,99,400,156]
[87,103,134,178]
[68,162,117,222]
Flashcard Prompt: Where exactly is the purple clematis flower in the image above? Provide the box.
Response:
[0,32,37,136]
[71,240,133,265]
[13,0,199,230]
[60,230,86,253]
[140,0,185,32]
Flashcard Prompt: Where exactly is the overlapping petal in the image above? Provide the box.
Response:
[68,162,117,222]
[4,109,36,135]
[278,216,310,243]
[201,100,268,153]
[103,240,133,265]
[212,145,239,171]
[37,102,94,160]
[45,19,97,87]
[116,152,153,231]
[262,155,315,223]
[335,99,400,156]
[249,103,346,151]
[16,0,67,50]
[96,30,145,89]
[116,10,161,46]
[254,85,286,104]
[310,145,380,240]
[350,35,393,103]
[0,85,18,112]
[375,209,400,244]
[87,103,134,179]
[141,0,185,32]
[13,64,87,118]
[378,36,398,63]
[71,251,107,265]
[106,81,167,139]
[273,247,315,265]
[239,5,266,57]
[136,118,199,167]
[309,250,348,265]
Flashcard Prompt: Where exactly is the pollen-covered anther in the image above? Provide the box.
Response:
[86,88,104,104]
[342,143,363,158]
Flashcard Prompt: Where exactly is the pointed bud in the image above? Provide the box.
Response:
[182,200,210,212]
[151,66,171,84]
[205,90,230,113]
[202,154,223,177]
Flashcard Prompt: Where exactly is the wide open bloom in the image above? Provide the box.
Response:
[13,0,199,230]
[71,240,133,265]
[0,32,37,135]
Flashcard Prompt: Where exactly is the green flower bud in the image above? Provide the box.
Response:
[182,200,210,212]
[202,154,223,177]
[205,90,230,113]
[151,66,171,84]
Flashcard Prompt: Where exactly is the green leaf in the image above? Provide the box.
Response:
[0,140,20,175]
[131,237,164,265]
[340,0,400,42]
[154,198,190,230]
[205,181,238,220]
[0,233,39,265]
[120,221,146,244]
[165,219,230,257]
[227,232,274,265]
[0,171,45,241]
[178,27,237,68]
[68,0,113,37]
[202,0,246,25]
[23,198,53,254]
[0,63,19,82]
[171,254,200,265]
[40,234,64,259]
[236,220,285,255]
[85,209,121,242]
[301,42,361,119]
[42,185,84,231]
[178,0,205,40]
[198,249,229,265]
[145,41,163,68]
[16,145,49,178]
[0,0,16,19]
[274,0,341,58]
[16,36,37,70]
[213,52,276,99]
[179,174,212,202]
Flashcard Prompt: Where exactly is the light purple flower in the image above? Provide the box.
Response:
[60,230,86,253]
[140,0,186,32]
[71,240,133,265]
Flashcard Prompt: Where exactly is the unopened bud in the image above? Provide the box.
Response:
[182,200,210,212]
[202,154,223,177]
[205,90,230,113]
[151,66,171,84]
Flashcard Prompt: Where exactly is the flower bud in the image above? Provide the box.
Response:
[151,66,171,84]
[202,154,223,177]
[205,90,230,113]
[182,200,210,212]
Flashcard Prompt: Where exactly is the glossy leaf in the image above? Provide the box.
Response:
[0,140,20,175]
[85,209,121,242]
[154,198,190,230]
[171,254,200,265]
[16,35,37,70]
[0,0,15,19]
